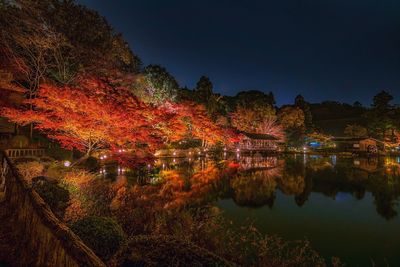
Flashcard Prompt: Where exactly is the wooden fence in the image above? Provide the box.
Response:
[0,151,106,267]
[5,148,46,158]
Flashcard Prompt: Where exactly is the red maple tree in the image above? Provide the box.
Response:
[2,76,238,162]
[2,77,164,158]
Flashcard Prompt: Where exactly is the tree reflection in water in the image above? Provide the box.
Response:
[100,155,400,229]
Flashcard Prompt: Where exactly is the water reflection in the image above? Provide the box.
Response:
[91,155,400,266]
[102,154,400,220]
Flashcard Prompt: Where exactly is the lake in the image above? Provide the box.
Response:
[104,154,400,266]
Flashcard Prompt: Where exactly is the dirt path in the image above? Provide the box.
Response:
[0,204,20,267]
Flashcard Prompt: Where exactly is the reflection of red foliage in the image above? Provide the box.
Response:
[228,162,240,169]
[113,152,154,169]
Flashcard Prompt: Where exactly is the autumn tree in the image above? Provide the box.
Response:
[169,102,239,147]
[231,105,276,133]
[0,0,141,139]
[136,65,179,105]
[294,95,313,132]
[257,116,285,141]
[0,1,62,138]
[344,124,368,138]
[0,1,56,99]
[2,74,237,159]
[278,106,305,146]
[1,77,172,162]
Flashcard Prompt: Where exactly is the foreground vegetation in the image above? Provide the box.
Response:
[15,155,348,266]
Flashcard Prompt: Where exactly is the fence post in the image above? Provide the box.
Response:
[0,151,8,202]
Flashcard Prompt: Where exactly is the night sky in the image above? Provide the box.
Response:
[78,0,400,106]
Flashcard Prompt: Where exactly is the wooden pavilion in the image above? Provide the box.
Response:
[238,132,280,152]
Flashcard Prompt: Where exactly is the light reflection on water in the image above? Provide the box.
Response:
[100,154,400,266]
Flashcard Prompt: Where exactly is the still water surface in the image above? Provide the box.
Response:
[108,154,400,266]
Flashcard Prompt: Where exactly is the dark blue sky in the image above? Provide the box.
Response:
[78,0,400,106]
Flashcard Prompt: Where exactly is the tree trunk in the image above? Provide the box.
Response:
[30,123,33,140]
[71,152,91,167]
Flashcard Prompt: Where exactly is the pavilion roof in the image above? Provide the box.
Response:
[240,131,279,141]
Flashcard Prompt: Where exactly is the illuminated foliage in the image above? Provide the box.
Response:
[231,104,276,133]
[294,95,313,132]
[138,64,179,105]
[2,77,165,156]
[278,106,305,130]
[2,76,236,159]
[344,124,368,138]
[168,102,240,146]
[278,106,306,146]
[257,116,285,141]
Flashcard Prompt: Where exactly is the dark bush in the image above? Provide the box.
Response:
[170,139,202,149]
[84,156,100,171]
[32,178,70,218]
[71,216,125,260]
[111,235,234,267]
[47,146,73,161]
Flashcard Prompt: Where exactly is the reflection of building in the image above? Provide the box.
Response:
[238,132,280,151]
[238,156,278,171]
[353,157,379,173]
[333,137,384,153]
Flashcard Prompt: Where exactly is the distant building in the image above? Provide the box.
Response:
[332,137,384,153]
[238,132,280,151]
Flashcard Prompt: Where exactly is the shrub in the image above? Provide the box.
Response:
[170,139,202,149]
[45,162,69,181]
[70,216,125,260]
[84,156,100,171]
[47,146,73,161]
[16,161,45,184]
[110,235,234,267]
[62,170,96,189]
[32,178,70,218]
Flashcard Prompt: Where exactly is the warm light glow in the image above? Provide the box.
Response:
[63,161,71,167]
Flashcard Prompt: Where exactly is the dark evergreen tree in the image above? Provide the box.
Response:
[294,95,313,132]
[195,76,213,103]
[366,90,395,140]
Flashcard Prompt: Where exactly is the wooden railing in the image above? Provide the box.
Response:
[5,148,46,158]
[0,151,106,267]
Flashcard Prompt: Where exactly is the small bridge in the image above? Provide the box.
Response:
[5,148,46,159]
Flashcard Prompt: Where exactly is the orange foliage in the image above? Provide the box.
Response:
[2,76,238,156]
[165,102,240,145]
